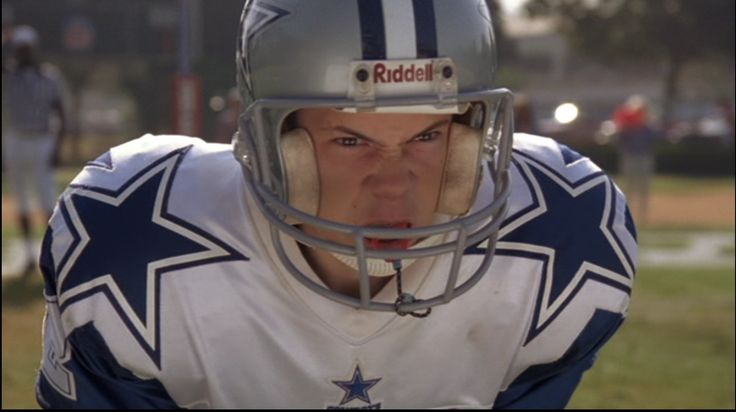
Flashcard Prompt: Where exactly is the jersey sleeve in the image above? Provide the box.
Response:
[493,136,635,409]
[492,352,595,409]
[35,200,181,409]
[493,311,625,409]
[35,134,233,408]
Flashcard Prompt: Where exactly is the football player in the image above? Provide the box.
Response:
[36,0,637,408]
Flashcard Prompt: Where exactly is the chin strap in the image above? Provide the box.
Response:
[393,261,432,318]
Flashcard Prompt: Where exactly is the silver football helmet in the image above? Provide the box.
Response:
[234,0,514,315]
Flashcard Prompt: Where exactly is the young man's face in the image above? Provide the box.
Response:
[295,108,451,249]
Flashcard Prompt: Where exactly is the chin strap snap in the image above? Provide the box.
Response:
[393,261,432,318]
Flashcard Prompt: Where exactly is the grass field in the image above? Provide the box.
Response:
[3,265,733,409]
[568,266,735,409]
[2,171,734,408]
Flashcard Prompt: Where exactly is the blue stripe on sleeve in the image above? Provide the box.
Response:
[36,324,181,409]
[494,310,625,409]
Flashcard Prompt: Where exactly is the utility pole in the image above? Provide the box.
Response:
[172,0,202,136]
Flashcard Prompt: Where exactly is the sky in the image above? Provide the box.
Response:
[500,0,526,16]
[498,0,557,37]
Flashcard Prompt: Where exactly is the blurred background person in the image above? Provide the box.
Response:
[1,25,67,276]
[613,94,658,223]
[513,93,539,135]
[712,97,735,146]
[213,87,240,144]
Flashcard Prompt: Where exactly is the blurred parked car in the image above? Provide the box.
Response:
[534,100,618,147]
[665,101,734,146]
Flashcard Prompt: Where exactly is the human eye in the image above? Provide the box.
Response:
[334,136,362,147]
[412,131,440,143]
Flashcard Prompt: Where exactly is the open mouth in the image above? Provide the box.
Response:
[365,222,413,250]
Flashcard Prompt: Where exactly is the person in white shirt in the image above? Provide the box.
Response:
[3,25,66,275]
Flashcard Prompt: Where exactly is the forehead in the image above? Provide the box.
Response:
[295,108,451,134]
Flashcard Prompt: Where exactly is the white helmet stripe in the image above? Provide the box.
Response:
[358,0,438,60]
[383,0,417,59]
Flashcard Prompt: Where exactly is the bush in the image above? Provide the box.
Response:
[573,140,735,176]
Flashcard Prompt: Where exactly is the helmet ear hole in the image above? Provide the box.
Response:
[280,128,320,222]
[437,123,483,216]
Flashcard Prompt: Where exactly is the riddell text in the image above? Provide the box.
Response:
[373,63,433,83]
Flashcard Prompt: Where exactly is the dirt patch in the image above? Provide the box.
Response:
[629,188,735,229]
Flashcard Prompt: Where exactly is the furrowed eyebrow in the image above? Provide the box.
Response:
[333,119,450,144]
[333,126,379,144]
[415,119,451,136]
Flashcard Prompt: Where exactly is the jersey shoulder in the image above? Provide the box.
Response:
[492,133,637,403]
[504,132,637,322]
[511,132,603,176]
[37,134,253,403]
[70,134,233,186]
[44,133,250,299]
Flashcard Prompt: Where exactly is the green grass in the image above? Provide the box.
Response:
[1,166,79,255]
[569,266,735,409]
[3,267,733,408]
[2,275,46,409]
[2,222,46,239]
[646,175,734,194]
[637,226,736,233]
[2,166,83,196]
[2,215,47,258]
[638,230,736,253]
[609,174,735,194]
[56,167,83,192]
[720,244,735,256]
[638,232,691,250]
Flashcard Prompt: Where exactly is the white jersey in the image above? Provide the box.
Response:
[3,64,64,134]
[36,133,636,408]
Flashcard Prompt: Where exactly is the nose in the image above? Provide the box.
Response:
[366,150,413,200]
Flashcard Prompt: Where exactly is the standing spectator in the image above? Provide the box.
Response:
[713,97,735,146]
[613,94,657,223]
[513,93,538,134]
[213,87,240,144]
[2,25,66,276]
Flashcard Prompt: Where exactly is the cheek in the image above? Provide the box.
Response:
[409,144,447,187]
[318,150,365,184]
[315,150,368,211]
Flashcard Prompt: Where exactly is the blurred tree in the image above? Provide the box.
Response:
[487,0,516,61]
[524,0,735,128]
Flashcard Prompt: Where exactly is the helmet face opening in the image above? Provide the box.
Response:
[234,0,515,314]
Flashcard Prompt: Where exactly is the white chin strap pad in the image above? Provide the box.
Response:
[279,123,482,220]
[280,128,320,222]
[437,123,483,216]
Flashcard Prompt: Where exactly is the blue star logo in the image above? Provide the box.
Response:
[332,365,382,406]
[467,149,636,344]
[53,146,248,368]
